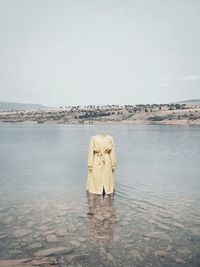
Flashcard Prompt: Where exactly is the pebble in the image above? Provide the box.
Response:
[34,246,73,257]
[8,249,21,255]
[38,225,49,231]
[171,222,185,229]
[2,217,14,224]
[166,245,173,251]
[42,229,55,236]
[70,240,81,247]
[12,228,32,238]
[26,221,35,228]
[0,233,7,239]
[65,254,90,263]
[154,250,167,257]
[55,228,68,236]
[28,242,42,249]
[0,258,31,267]
[46,234,59,243]
[177,247,191,256]
[77,236,87,242]
[175,257,185,264]
[106,253,114,261]
[143,231,171,241]
[129,249,144,261]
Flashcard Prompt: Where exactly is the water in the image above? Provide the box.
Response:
[0,124,200,266]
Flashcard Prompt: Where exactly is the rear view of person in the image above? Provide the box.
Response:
[86,133,117,197]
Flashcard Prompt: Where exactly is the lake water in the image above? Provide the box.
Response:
[0,124,200,267]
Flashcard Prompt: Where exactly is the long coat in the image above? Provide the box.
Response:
[86,134,117,194]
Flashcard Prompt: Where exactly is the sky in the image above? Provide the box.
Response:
[0,0,199,107]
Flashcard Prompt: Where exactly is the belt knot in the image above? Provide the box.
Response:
[95,151,109,165]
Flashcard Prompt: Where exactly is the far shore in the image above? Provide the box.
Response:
[1,103,200,125]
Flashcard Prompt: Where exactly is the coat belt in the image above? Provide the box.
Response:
[94,151,110,166]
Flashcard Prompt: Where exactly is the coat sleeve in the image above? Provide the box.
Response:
[110,136,117,171]
[88,137,94,170]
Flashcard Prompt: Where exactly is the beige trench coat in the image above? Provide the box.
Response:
[86,134,117,194]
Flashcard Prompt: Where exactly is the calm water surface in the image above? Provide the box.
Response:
[0,124,200,267]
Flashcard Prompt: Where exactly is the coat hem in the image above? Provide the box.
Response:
[86,189,114,195]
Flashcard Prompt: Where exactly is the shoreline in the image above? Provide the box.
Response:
[0,119,200,126]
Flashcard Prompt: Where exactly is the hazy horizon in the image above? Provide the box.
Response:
[0,0,199,106]
[1,98,200,108]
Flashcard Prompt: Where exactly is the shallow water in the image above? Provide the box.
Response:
[0,124,200,266]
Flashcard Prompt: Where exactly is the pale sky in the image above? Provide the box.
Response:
[0,0,199,107]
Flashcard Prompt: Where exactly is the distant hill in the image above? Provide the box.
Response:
[171,99,200,105]
[0,101,50,110]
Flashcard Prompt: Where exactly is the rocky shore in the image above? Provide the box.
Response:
[0,103,200,125]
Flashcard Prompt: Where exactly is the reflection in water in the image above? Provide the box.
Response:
[0,125,200,266]
[86,191,116,251]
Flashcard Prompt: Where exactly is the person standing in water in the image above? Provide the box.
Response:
[86,133,117,197]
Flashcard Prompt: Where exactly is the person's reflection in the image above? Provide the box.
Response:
[86,190,116,251]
